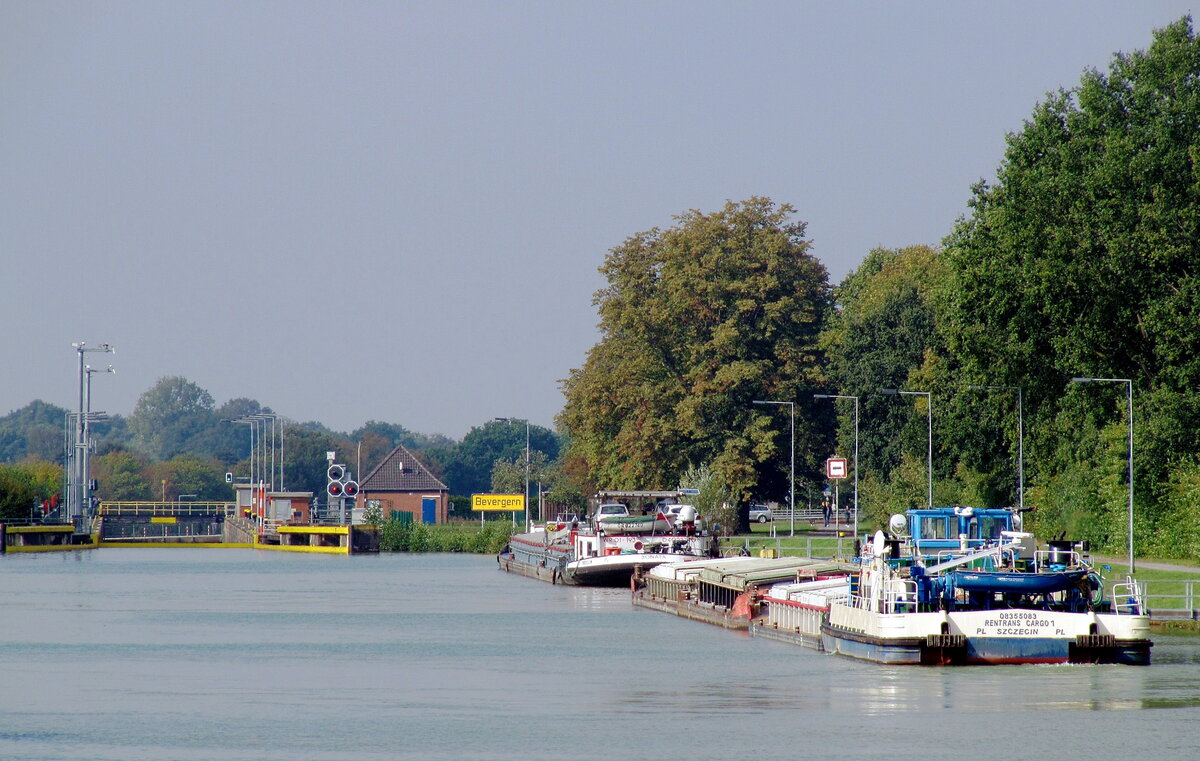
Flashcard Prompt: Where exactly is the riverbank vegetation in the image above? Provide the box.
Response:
[377,519,512,554]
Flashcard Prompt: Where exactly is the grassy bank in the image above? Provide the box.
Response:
[722,521,858,559]
[378,519,513,553]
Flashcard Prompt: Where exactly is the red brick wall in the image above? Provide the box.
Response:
[359,491,448,524]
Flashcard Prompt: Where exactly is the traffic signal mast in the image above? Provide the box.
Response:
[325,460,359,525]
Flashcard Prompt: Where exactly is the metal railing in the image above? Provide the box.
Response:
[1134,579,1199,619]
[99,501,237,517]
[726,535,854,559]
[770,508,846,523]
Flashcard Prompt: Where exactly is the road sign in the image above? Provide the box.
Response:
[826,457,848,479]
[678,488,700,496]
[472,494,525,512]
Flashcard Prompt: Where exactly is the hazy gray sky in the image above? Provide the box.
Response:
[2,1,1193,438]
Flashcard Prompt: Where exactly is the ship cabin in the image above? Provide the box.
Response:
[906,506,1015,560]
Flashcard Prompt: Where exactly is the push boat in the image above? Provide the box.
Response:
[814,507,1152,665]
[498,508,718,587]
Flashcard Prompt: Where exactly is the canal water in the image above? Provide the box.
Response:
[1,549,1199,760]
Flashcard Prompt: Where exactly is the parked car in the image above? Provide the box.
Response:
[594,503,630,519]
[749,504,774,523]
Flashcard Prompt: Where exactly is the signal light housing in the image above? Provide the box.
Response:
[343,481,359,497]
[327,464,346,482]
[328,482,343,497]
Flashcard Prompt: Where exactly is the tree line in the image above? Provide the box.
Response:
[558,17,1200,557]
[0,377,569,522]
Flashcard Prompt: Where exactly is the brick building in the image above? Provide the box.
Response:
[357,444,449,524]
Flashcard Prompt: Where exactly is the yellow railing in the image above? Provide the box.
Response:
[98,501,237,517]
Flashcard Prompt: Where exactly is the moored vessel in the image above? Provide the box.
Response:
[499,506,718,587]
[819,507,1152,665]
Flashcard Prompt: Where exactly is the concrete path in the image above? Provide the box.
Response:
[1093,556,1200,574]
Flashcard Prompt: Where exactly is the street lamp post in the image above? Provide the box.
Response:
[968,385,1024,511]
[493,418,531,530]
[814,394,859,540]
[1071,377,1135,573]
[70,342,114,524]
[81,364,115,521]
[753,400,795,536]
[525,421,531,530]
[882,388,932,509]
[248,413,279,491]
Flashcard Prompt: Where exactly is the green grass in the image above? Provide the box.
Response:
[722,524,858,559]
[378,519,513,553]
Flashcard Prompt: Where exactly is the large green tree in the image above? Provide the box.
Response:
[0,460,63,521]
[442,419,559,497]
[93,450,152,501]
[146,455,231,501]
[127,377,219,461]
[559,197,832,504]
[941,16,1200,550]
[0,400,68,463]
[822,246,948,480]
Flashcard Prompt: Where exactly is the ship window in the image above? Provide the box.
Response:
[978,516,1002,540]
[920,517,949,539]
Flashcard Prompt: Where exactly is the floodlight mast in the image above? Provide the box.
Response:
[71,342,114,524]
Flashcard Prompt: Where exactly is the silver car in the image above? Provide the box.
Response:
[749,505,774,523]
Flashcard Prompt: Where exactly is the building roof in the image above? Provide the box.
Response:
[360,444,448,493]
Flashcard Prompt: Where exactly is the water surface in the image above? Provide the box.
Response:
[2,549,1198,760]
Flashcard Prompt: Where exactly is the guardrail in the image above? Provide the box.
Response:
[724,534,856,560]
[768,508,858,525]
[1138,579,1200,620]
[99,501,237,517]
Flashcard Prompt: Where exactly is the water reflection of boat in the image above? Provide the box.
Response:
[818,506,1152,665]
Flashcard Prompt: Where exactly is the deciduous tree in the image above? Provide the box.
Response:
[560,197,832,503]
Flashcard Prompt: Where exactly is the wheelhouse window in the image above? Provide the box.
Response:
[918,516,949,540]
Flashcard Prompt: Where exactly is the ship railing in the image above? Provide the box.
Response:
[1032,548,1083,571]
[1111,577,1146,615]
[883,578,919,613]
[847,579,919,614]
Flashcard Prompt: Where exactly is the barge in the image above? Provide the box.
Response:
[634,556,855,630]
[499,508,718,587]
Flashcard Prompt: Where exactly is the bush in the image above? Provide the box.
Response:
[378,519,513,553]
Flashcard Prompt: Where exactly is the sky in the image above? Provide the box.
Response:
[2,1,1194,440]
